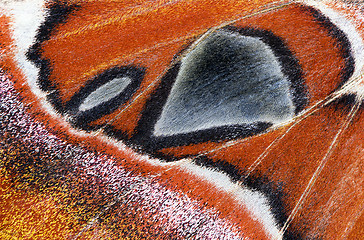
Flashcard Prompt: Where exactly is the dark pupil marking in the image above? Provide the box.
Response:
[153,29,295,137]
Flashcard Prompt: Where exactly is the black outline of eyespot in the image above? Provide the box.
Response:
[65,66,145,130]
[26,1,144,131]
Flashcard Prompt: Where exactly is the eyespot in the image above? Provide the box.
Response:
[27,1,357,156]
[65,66,144,130]
[153,28,303,137]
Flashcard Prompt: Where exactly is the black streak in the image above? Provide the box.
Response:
[305,5,355,90]
[27,1,81,112]
[193,156,303,240]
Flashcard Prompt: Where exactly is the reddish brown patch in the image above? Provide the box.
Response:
[37,0,286,134]
[2,0,364,239]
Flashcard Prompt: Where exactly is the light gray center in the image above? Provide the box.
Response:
[154,30,295,136]
[79,76,131,112]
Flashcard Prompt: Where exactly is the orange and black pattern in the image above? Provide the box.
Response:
[0,0,364,239]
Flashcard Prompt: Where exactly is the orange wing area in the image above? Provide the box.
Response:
[37,0,286,135]
[1,0,364,239]
[0,5,274,239]
[36,2,353,141]
[158,3,350,158]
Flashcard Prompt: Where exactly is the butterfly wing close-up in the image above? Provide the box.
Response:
[0,0,364,239]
